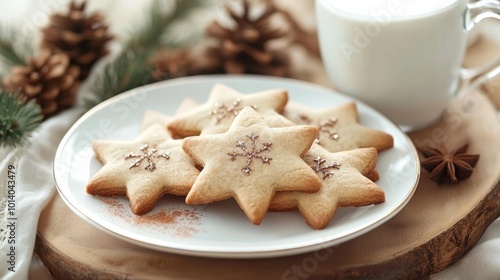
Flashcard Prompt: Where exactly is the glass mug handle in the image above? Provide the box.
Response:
[460,0,500,89]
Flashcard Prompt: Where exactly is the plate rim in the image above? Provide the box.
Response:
[53,74,420,258]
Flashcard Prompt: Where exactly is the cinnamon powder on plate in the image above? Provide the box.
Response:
[99,197,205,238]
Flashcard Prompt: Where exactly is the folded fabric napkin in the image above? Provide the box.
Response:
[0,109,81,280]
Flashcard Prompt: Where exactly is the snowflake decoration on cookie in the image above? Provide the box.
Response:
[312,156,341,179]
[227,132,272,175]
[297,115,339,144]
[124,144,170,172]
[317,118,339,144]
[209,98,257,124]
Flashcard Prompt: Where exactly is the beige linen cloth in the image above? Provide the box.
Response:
[0,109,81,280]
[0,0,499,279]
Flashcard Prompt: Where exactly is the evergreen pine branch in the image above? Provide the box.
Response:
[0,26,33,67]
[84,49,151,109]
[0,92,42,148]
[84,0,205,110]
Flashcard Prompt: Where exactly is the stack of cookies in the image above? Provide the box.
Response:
[86,84,393,229]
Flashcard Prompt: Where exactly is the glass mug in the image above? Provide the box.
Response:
[316,0,500,130]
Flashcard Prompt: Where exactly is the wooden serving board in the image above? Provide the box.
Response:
[35,87,500,279]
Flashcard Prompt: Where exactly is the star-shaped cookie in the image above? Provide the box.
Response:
[283,102,393,152]
[87,124,200,215]
[141,98,199,134]
[168,83,288,137]
[182,106,322,225]
[261,109,380,182]
[141,110,172,131]
[269,144,385,229]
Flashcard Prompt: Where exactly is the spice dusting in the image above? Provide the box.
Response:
[99,197,205,238]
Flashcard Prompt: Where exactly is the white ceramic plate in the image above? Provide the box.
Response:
[54,75,419,258]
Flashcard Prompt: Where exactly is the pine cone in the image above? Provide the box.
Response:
[149,48,197,82]
[204,0,289,76]
[2,50,80,117]
[40,0,113,81]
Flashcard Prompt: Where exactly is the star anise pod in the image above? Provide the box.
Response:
[418,144,480,184]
